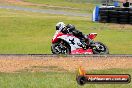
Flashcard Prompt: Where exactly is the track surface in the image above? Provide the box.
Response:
[0,54,132,57]
[0,54,131,73]
[0,5,89,17]
[0,0,90,17]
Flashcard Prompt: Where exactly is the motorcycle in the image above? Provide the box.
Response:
[51,31,109,54]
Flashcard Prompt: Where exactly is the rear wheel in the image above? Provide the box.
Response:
[51,41,70,54]
[92,42,109,54]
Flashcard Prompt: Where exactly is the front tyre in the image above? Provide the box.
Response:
[51,42,70,54]
[92,42,109,54]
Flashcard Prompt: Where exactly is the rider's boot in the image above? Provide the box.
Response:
[80,40,88,50]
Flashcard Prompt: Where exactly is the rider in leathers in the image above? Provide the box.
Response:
[56,22,89,49]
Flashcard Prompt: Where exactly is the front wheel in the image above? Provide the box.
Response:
[51,41,70,54]
[91,42,109,54]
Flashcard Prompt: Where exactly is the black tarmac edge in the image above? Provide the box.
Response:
[0,54,131,58]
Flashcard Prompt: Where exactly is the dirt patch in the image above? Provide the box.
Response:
[0,56,131,73]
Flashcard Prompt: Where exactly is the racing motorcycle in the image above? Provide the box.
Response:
[51,31,109,54]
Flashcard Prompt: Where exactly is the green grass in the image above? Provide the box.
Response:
[0,0,96,14]
[23,0,96,13]
[23,0,104,4]
[23,0,95,7]
[0,9,132,54]
[0,69,132,88]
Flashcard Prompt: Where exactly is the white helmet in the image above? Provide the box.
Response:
[56,22,65,31]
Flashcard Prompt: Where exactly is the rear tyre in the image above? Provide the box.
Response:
[51,41,70,54]
[92,42,109,54]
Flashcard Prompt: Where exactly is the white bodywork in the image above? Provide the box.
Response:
[53,30,60,40]
[58,35,82,51]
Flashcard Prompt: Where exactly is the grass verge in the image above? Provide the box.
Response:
[0,69,131,88]
[0,9,131,54]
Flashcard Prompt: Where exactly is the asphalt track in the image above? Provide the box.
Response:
[0,54,131,58]
[0,5,89,17]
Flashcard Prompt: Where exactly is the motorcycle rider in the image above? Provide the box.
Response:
[55,22,89,49]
